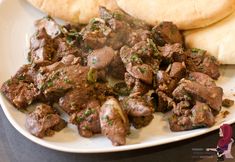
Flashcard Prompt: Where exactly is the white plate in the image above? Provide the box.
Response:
[1,0,235,153]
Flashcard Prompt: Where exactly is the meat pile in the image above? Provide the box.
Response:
[0,7,223,146]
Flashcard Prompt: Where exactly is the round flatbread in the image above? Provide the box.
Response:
[184,11,235,64]
[26,0,119,24]
[116,0,235,30]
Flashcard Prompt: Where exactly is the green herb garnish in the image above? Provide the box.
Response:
[138,67,146,74]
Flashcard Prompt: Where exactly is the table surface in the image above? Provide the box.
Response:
[1,107,235,162]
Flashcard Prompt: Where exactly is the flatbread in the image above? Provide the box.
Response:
[184,11,235,64]
[116,0,235,30]
[26,0,119,24]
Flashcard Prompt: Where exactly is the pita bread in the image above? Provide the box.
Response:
[26,0,118,24]
[184,11,235,64]
[116,0,235,30]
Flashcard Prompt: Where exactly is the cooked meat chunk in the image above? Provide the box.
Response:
[169,115,193,131]
[25,104,67,138]
[108,54,126,79]
[155,70,177,95]
[185,49,220,79]
[191,102,215,127]
[222,99,234,108]
[188,72,216,87]
[80,19,111,49]
[130,115,154,129]
[28,29,57,66]
[125,72,135,89]
[173,79,223,111]
[172,101,191,116]
[59,87,94,114]
[169,62,186,80]
[39,55,81,73]
[70,100,101,137]
[38,65,89,100]
[1,78,40,109]
[126,29,151,47]
[152,22,183,46]
[159,43,184,62]
[132,79,150,95]
[87,46,115,69]
[126,64,153,84]
[122,96,153,117]
[55,37,82,58]
[100,97,129,146]
[35,17,61,39]
[156,91,176,112]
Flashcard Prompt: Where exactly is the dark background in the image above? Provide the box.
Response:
[1,107,235,162]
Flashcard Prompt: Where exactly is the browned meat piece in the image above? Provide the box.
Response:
[130,115,153,129]
[132,79,150,95]
[100,97,129,146]
[191,101,215,127]
[25,104,67,138]
[155,70,177,95]
[87,46,115,69]
[159,43,184,62]
[172,101,191,116]
[152,22,183,46]
[122,96,153,117]
[70,100,101,137]
[80,19,111,49]
[123,73,149,95]
[169,115,193,131]
[125,73,135,89]
[1,78,40,109]
[126,64,153,84]
[55,37,82,58]
[126,29,151,47]
[120,40,159,66]
[39,55,81,73]
[14,64,38,83]
[59,87,94,114]
[222,99,234,108]
[38,65,90,100]
[108,54,126,80]
[185,49,220,79]
[35,17,61,39]
[188,72,216,87]
[99,7,149,30]
[156,91,176,112]
[169,62,186,80]
[28,29,57,66]
[173,79,223,111]
[61,54,81,65]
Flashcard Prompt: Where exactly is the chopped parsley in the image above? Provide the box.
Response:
[147,38,159,56]
[47,81,53,87]
[63,78,72,84]
[91,57,97,65]
[102,115,113,126]
[84,108,95,116]
[130,54,142,63]
[76,116,85,124]
[138,66,146,74]
[17,75,25,80]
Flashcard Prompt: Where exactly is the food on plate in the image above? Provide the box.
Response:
[185,11,235,64]
[0,7,224,146]
[26,0,118,24]
[26,104,67,138]
[116,0,235,30]
[222,99,234,108]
